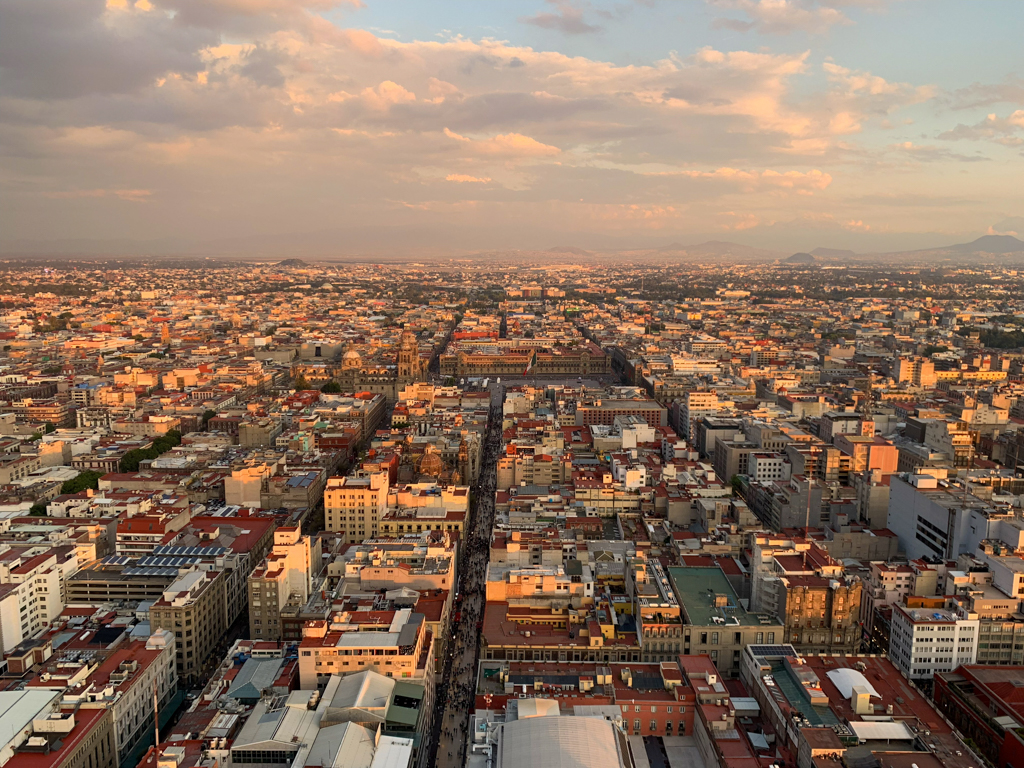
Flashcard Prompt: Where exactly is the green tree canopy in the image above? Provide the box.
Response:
[119,429,182,472]
[60,470,104,495]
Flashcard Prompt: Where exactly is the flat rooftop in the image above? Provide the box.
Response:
[667,566,773,627]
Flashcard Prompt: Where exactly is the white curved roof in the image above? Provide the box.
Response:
[826,668,880,699]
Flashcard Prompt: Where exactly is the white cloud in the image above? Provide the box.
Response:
[0,0,1009,249]
[445,173,491,183]
[709,0,851,34]
[648,167,833,194]
[443,128,561,157]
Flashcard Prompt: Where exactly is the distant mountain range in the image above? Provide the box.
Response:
[547,246,592,256]
[810,247,856,258]
[2,233,1023,263]
[942,234,1024,253]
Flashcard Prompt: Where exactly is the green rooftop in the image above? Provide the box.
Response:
[387,681,425,728]
[667,566,767,627]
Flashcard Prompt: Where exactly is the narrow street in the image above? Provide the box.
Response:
[428,386,504,768]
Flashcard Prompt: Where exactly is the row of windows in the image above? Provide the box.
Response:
[622,705,685,713]
[630,719,686,734]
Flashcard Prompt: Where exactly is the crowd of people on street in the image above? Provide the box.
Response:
[428,398,504,768]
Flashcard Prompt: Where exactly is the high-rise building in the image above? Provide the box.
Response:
[149,570,227,685]
[324,471,390,543]
[889,600,979,681]
[894,356,937,387]
[248,526,316,642]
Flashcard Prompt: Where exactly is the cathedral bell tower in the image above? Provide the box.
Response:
[397,332,420,385]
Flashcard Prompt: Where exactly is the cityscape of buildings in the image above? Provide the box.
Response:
[0,256,1021,768]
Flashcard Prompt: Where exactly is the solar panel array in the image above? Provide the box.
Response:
[137,555,201,568]
[748,645,796,658]
[123,566,181,577]
[104,555,134,566]
[153,545,227,557]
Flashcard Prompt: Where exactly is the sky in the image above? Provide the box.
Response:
[1,0,1023,255]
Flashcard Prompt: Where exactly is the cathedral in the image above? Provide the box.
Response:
[291,331,425,402]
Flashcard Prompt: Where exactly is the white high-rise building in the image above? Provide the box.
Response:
[889,602,978,681]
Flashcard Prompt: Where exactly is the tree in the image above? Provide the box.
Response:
[201,410,217,428]
[119,449,149,473]
[44,422,56,434]
[60,470,104,495]
[29,501,48,516]
[119,430,182,472]
[153,429,182,452]
[294,374,310,391]
[320,380,343,394]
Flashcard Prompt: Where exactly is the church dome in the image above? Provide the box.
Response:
[417,444,444,477]
[342,347,361,368]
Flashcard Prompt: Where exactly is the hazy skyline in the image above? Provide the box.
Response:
[2,0,1023,254]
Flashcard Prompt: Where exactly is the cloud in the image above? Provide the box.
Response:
[443,128,561,157]
[709,0,851,34]
[650,167,833,193]
[520,2,603,34]
[988,217,1024,237]
[823,60,935,111]
[719,211,760,230]
[947,78,1024,110]
[157,0,365,33]
[0,0,1009,249]
[585,203,681,228]
[45,188,152,201]
[0,0,216,99]
[938,110,1024,143]
[445,173,491,183]
[890,141,990,163]
[987,225,1018,237]
[237,44,288,88]
[360,81,417,110]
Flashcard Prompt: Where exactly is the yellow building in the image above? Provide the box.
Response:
[324,472,390,543]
